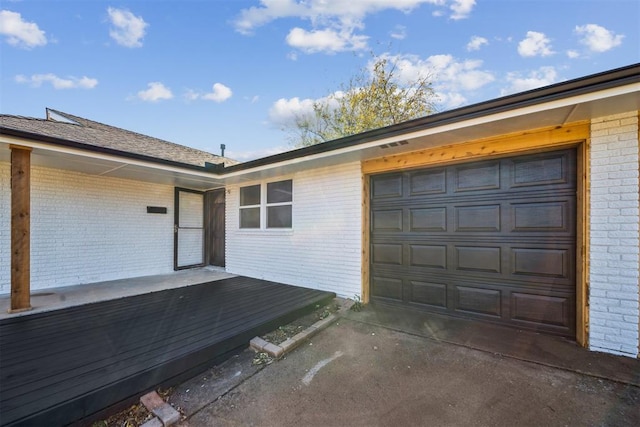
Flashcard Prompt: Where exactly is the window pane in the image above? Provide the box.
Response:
[240,185,260,206]
[267,205,292,228]
[267,180,292,204]
[240,207,260,228]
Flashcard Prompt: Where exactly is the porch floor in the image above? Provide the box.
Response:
[0,274,335,426]
[0,267,236,320]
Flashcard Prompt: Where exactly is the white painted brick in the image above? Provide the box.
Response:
[589,111,640,358]
[225,162,362,298]
[0,163,175,293]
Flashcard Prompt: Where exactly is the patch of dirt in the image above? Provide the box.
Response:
[261,301,341,345]
[91,388,174,427]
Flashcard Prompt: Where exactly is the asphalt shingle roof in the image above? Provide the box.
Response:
[0,108,237,168]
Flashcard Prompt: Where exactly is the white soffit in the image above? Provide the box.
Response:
[0,136,225,190]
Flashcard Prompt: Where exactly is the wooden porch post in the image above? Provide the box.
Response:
[9,145,32,313]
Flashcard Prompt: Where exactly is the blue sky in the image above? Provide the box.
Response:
[1,1,638,161]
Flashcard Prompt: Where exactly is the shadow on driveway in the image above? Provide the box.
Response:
[172,313,640,426]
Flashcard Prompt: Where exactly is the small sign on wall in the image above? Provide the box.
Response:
[147,206,168,214]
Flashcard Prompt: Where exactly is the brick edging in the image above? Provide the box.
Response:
[250,298,354,358]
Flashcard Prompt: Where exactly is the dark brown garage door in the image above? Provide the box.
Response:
[370,149,576,337]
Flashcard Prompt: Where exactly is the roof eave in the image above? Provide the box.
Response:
[222,63,640,174]
[0,127,221,173]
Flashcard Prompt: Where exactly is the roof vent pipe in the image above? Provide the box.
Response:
[220,144,226,157]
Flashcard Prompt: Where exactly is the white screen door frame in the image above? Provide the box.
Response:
[174,188,205,270]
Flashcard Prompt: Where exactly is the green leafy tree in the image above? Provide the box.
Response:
[289,56,437,147]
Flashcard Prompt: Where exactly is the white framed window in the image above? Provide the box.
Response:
[239,179,293,229]
[239,184,261,228]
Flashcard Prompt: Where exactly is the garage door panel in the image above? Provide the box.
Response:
[409,169,446,195]
[512,201,571,232]
[455,246,502,273]
[455,204,501,232]
[455,161,501,192]
[455,286,502,317]
[372,175,403,198]
[370,149,576,337]
[372,243,403,265]
[511,292,571,327]
[410,281,447,308]
[410,207,447,231]
[409,244,447,268]
[372,276,403,301]
[510,152,574,188]
[512,248,569,278]
[372,209,403,232]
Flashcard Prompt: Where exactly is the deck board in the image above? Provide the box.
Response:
[0,276,334,426]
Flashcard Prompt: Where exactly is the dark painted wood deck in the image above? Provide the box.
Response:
[0,277,334,426]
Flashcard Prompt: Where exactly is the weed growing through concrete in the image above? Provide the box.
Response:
[350,295,363,312]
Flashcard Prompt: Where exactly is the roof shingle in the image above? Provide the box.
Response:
[0,108,237,167]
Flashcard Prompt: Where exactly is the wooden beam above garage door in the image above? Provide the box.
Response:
[362,122,589,175]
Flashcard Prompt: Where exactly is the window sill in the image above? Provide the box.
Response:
[236,228,294,236]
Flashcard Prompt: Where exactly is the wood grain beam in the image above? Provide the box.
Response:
[10,145,32,313]
[362,122,589,175]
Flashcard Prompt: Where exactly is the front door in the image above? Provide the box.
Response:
[174,188,205,270]
[205,188,225,267]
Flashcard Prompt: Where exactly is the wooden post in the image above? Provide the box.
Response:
[10,145,32,313]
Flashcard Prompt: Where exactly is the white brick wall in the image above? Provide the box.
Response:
[226,161,362,298]
[0,162,10,293]
[589,111,640,357]
[0,164,176,293]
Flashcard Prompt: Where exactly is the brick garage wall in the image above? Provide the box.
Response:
[589,111,640,357]
[0,164,176,293]
[225,161,362,298]
[0,162,9,293]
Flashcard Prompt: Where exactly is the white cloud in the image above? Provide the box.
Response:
[136,82,173,102]
[435,91,467,109]
[15,73,97,89]
[234,1,443,34]
[466,35,487,51]
[517,31,554,57]
[390,25,407,40]
[0,10,47,48]
[501,66,559,95]
[234,1,471,54]
[185,83,233,102]
[203,83,233,102]
[566,49,580,59]
[268,96,318,128]
[268,92,344,129]
[575,24,623,53]
[450,0,475,20]
[376,53,494,109]
[286,27,368,53]
[107,7,148,48]
[382,53,494,91]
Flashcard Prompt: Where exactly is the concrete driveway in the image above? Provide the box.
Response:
[171,316,639,427]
